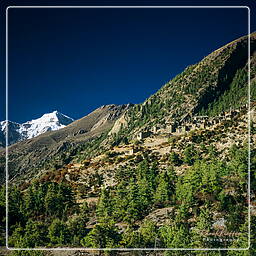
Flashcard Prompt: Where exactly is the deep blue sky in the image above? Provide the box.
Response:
[0,1,255,123]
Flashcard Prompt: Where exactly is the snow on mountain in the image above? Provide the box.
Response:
[19,111,74,139]
[0,111,74,146]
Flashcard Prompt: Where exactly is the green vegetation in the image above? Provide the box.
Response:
[1,143,253,255]
[200,68,249,116]
[1,32,255,256]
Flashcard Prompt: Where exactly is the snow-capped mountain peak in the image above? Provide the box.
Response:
[0,111,74,147]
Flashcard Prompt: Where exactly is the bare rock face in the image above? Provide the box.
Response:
[108,113,129,135]
[91,104,131,132]
[145,207,175,227]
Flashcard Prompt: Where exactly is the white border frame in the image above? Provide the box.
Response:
[5,5,251,251]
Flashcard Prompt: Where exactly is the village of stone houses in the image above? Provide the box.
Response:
[41,102,254,212]
[3,32,256,251]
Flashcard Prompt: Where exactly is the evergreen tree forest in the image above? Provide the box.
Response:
[1,143,255,256]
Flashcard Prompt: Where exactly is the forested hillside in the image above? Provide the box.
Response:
[121,33,255,135]
[0,33,255,256]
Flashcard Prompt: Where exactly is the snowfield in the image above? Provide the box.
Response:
[0,111,74,146]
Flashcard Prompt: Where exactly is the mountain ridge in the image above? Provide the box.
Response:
[1,33,255,184]
[0,110,74,147]
[0,104,131,183]
[1,33,256,252]
[116,32,256,139]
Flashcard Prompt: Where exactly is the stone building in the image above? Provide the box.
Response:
[137,130,151,140]
[180,114,192,124]
[168,123,177,133]
[211,118,220,125]
[181,125,190,132]
[199,122,206,129]
[176,126,183,133]
[191,123,197,130]
[152,125,161,134]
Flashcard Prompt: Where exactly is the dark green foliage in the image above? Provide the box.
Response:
[48,218,70,245]
[9,186,26,227]
[200,68,249,116]
[7,181,77,247]
[5,143,253,252]
[121,220,158,248]
[81,218,121,248]
[25,182,76,219]
[0,185,5,225]
[68,214,89,246]
[124,178,142,223]
[183,144,199,165]
[159,223,190,248]
[154,168,176,207]
[169,151,182,166]
[9,220,48,248]
[251,80,256,102]
[0,186,5,246]
[96,188,113,218]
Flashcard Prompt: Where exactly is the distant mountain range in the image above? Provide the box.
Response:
[0,111,74,147]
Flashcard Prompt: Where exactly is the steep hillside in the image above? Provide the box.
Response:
[119,33,256,137]
[2,34,255,185]
[3,101,254,251]
[0,104,131,183]
[1,33,255,252]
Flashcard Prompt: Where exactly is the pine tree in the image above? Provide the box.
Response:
[125,178,141,223]
[154,171,171,207]
[48,218,70,245]
[96,187,112,218]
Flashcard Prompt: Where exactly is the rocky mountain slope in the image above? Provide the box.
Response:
[0,104,131,183]
[1,33,256,252]
[2,33,255,185]
[117,33,256,139]
[0,111,74,147]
